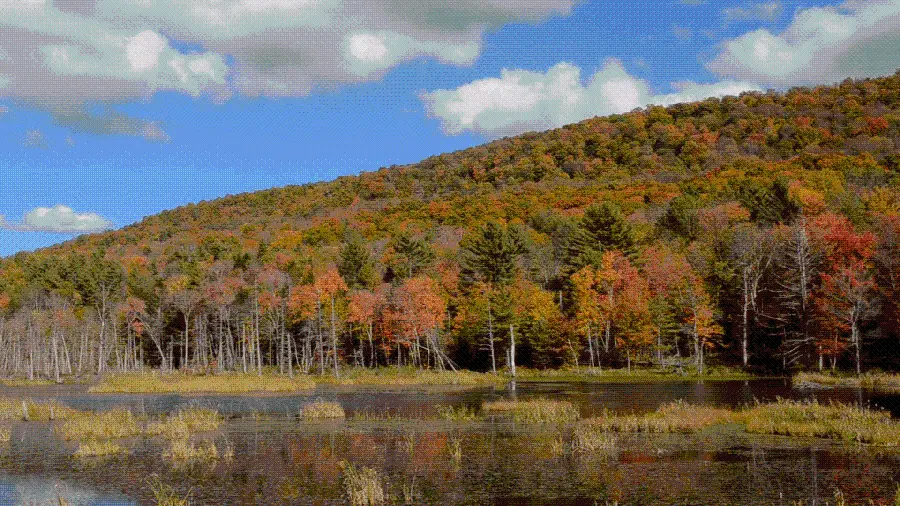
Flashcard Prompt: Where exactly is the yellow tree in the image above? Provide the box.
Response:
[508,276,562,375]
[676,274,722,375]
[314,268,348,378]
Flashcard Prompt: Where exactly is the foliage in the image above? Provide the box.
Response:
[9,74,900,377]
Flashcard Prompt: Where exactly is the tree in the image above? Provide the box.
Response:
[460,221,524,287]
[816,260,877,375]
[81,251,124,374]
[731,225,773,368]
[339,234,376,290]
[568,202,636,270]
[812,214,878,374]
[314,268,347,378]
[395,276,452,370]
[774,219,820,368]
[675,273,722,375]
[347,288,386,367]
[165,275,202,371]
[460,221,525,373]
[640,245,691,366]
[388,234,435,281]
[571,251,651,370]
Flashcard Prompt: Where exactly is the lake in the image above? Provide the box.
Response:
[0,379,898,505]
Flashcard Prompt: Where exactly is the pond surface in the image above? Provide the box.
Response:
[1,380,899,505]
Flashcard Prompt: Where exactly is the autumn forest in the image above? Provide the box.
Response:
[6,72,900,380]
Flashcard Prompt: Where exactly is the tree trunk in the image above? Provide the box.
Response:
[742,267,750,368]
[330,295,340,379]
[508,324,516,378]
[487,301,496,375]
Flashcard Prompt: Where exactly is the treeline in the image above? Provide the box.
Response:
[6,72,900,378]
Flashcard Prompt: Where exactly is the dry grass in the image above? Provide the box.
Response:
[436,404,481,422]
[795,372,900,393]
[302,400,346,420]
[742,398,900,445]
[146,474,191,506]
[319,367,504,387]
[147,408,222,439]
[73,439,125,458]
[340,460,385,506]
[60,408,141,441]
[90,372,315,394]
[583,401,734,434]
[0,398,78,421]
[0,427,9,443]
[164,438,220,462]
[0,378,57,387]
[514,366,755,383]
[483,399,580,424]
[447,436,463,466]
[572,426,617,453]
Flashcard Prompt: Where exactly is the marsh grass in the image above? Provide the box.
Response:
[73,439,125,458]
[320,367,504,387]
[350,411,405,422]
[400,475,417,505]
[741,398,900,445]
[0,378,56,387]
[795,372,900,393]
[571,398,900,447]
[447,436,462,466]
[164,438,220,462]
[339,460,385,506]
[514,366,755,383]
[146,474,190,506]
[90,372,315,394]
[0,399,77,421]
[583,401,734,434]
[301,400,346,420]
[147,407,222,439]
[483,399,580,424]
[436,405,480,422]
[61,408,141,441]
[572,426,617,453]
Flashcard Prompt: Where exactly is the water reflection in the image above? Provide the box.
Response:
[0,380,897,504]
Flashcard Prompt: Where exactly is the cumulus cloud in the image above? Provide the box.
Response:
[422,60,761,138]
[709,0,900,86]
[0,0,575,137]
[723,1,783,22]
[1,205,113,233]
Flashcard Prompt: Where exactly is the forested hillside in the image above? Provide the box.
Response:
[6,72,900,379]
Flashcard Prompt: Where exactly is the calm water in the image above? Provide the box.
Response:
[0,380,898,505]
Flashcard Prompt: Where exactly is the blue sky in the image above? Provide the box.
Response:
[2,0,898,256]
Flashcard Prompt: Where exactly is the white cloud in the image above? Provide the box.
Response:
[0,0,575,136]
[1,205,113,233]
[423,60,761,138]
[126,30,168,72]
[349,34,389,63]
[709,0,900,86]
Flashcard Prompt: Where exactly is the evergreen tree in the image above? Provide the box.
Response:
[568,202,636,271]
[338,235,376,289]
[461,221,525,286]
[390,234,435,281]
